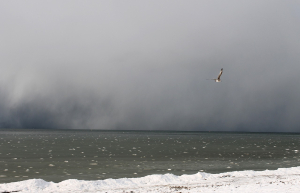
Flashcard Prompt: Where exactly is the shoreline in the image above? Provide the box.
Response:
[1,166,300,193]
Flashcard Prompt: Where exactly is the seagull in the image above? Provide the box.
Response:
[207,68,223,82]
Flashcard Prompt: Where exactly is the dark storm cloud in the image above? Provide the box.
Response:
[0,1,300,131]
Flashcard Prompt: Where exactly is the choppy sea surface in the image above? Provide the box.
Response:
[0,129,300,183]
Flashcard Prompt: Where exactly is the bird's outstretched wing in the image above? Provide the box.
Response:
[217,68,223,79]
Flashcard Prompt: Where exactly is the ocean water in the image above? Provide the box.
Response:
[0,129,300,183]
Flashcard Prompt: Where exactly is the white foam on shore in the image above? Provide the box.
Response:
[1,167,300,193]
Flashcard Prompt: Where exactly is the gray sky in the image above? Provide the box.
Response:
[1,1,300,131]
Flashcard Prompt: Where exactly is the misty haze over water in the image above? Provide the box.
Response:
[1,1,300,132]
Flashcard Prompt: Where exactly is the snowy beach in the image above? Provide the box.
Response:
[1,167,300,193]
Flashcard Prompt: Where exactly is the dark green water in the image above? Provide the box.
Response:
[1,129,300,183]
